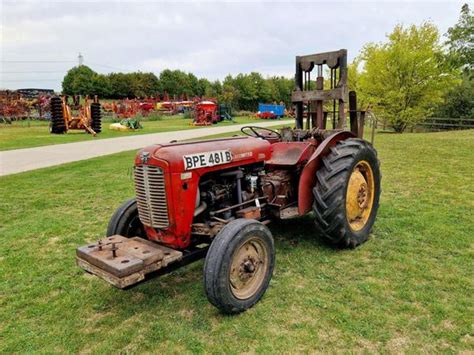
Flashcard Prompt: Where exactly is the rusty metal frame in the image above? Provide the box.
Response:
[292,49,348,130]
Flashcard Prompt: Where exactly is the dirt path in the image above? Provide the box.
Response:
[0,120,291,176]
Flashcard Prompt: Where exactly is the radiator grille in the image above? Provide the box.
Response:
[134,165,169,228]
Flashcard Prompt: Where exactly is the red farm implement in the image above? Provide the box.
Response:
[193,100,219,126]
[0,91,31,123]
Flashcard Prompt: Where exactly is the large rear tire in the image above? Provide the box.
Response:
[50,97,66,134]
[313,138,381,248]
[204,219,275,314]
[106,198,146,238]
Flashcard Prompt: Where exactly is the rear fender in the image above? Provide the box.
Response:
[297,131,355,214]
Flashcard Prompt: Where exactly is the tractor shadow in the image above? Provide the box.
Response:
[269,214,334,251]
[94,215,334,318]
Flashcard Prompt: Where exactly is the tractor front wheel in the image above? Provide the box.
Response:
[204,219,275,314]
[313,138,381,248]
[106,198,146,238]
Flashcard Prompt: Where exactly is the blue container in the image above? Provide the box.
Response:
[258,103,285,117]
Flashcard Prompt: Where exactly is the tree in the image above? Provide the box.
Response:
[62,65,295,105]
[62,65,97,95]
[186,73,200,97]
[108,72,134,98]
[446,3,473,73]
[90,74,110,97]
[129,72,160,98]
[435,71,473,118]
[267,76,293,106]
[220,75,240,108]
[211,80,223,98]
[434,4,474,120]
[357,23,458,132]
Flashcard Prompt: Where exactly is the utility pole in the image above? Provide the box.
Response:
[78,52,84,66]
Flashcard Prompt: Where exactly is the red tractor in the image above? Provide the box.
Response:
[77,50,381,314]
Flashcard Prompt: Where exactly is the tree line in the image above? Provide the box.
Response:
[62,66,293,111]
[62,3,472,132]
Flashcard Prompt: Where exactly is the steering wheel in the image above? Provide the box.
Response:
[241,126,281,139]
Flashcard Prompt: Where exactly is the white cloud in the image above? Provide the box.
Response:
[0,0,465,90]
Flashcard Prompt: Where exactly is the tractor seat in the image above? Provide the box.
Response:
[266,142,314,166]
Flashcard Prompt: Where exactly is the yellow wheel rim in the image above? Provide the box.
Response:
[229,237,268,300]
[346,160,375,231]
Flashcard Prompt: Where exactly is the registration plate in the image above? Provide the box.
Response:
[183,150,232,170]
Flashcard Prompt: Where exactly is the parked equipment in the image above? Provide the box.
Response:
[109,118,143,131]
[50,96,102,135]
[76,49,381,314]
[193,100,219,126]
[257,103,285,119]
[218,103,233,121]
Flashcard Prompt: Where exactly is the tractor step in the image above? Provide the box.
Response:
[76,235,182,288]
[280,206,299,219]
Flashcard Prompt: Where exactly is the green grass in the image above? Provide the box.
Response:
[0,130,473,352]
[0,114,262,151]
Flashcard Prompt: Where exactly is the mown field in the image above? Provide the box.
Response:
[0,130,473,353]
[0,114,258,151]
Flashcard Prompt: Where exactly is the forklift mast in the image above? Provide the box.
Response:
[292,49,349,131]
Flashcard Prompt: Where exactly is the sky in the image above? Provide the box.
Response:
[0,0,467,91]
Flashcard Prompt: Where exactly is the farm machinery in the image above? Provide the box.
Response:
[0,91,31,123]
[50,96,102,135]
[192,100,220,126]
[76,49,381,314]
[256,103,285,119]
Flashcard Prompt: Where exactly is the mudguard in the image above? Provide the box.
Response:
[298,131,356,214]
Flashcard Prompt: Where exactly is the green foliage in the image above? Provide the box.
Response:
[446,3,474,73]
[347,59,370,110]
[220,73,292,111]
[62,66,293,110]
[63,67,160,99]
[357,23,459,132]
[129,72,160,98]
[221,75,241,108]
[434,4,474,120]
[435,71,474,118]
[62,65,99,96]
[158,69,198,98]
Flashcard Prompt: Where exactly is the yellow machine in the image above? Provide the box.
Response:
[50,96,102,135]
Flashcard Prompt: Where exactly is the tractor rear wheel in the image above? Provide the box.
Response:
[313,138,381,248]
[50,97,66,134]
[204,219,275,314]
[106,198,146,238]
[90,103,102,133]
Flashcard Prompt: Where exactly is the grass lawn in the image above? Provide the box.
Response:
[0,114,261,151]
[0,130,473,352]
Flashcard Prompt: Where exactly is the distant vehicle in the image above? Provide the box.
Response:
[257,103,285,119]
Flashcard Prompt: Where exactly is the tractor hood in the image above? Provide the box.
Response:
[135,136,272,174]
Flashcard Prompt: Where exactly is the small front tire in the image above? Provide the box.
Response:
[204,219,275,314]
[106,198,146,238]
